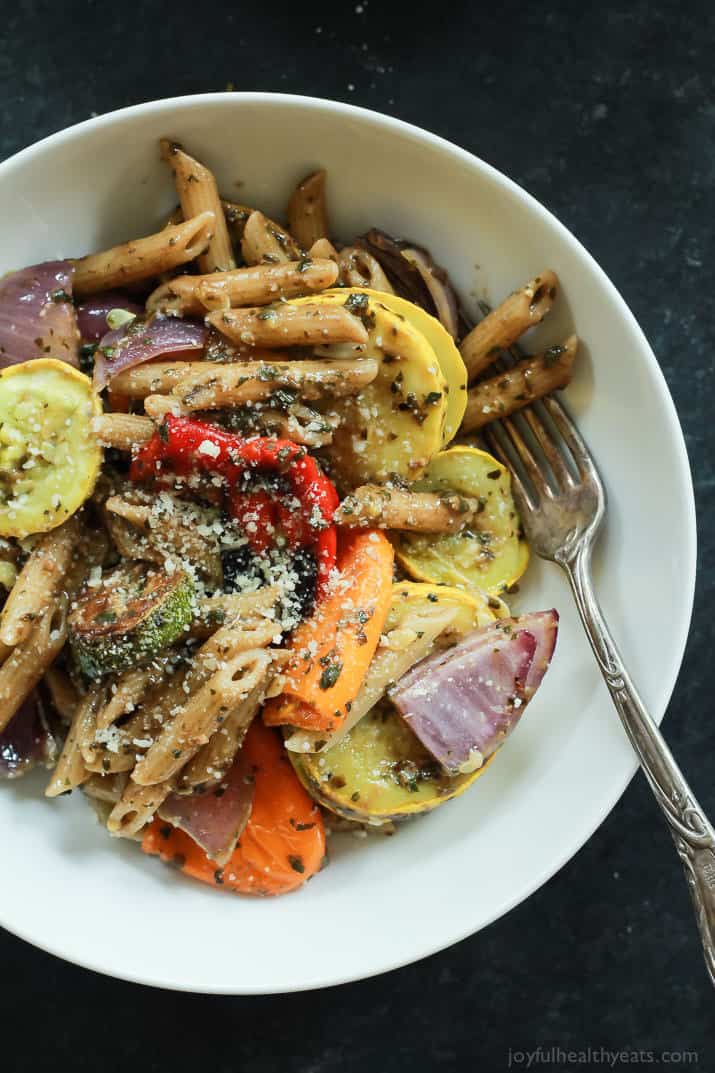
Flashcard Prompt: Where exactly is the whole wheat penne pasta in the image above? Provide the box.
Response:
[460,270,559,381]
[192,586,280,638]
[92,413,155,451]
[308,238,339,261]
[81,724,136,773]
[287,170,330,250]
[0,516,78,647]
[197,258,339,312]
[0,596,68,733]
[168,357,379,412]
[72,211,215,296]
[337,485,479,532]
[237,404,339,448]
[338,246,395,293]
[460,335,578,432]
[241,210,303,265]
[104,495,223,588]
[122,358,375,412]
[160,140,235,273]
[132,648,272,786]
[178,675,268,790]
[147,258,339,316]
[206,302,369,348]
[107,778,175,837]
[44,666,80,723]
[96,662,170,731]
[45,687,103,797]
[83,771,129,804]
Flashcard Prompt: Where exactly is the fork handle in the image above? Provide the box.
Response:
[564,543,715,987]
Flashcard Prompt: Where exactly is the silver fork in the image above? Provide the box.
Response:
[483,395,715,986]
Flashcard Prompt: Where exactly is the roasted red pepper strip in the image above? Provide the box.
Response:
[130,415,338,596]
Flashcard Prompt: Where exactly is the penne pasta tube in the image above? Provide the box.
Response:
[160,140,235,273]
[192,586,280,638]
[337,246,395,293]
[308,237,339,261]
[96,662,170,731]
[287,169,330,250]
[163,357,379,413]
[83,771,129,804]
[233,403,339,448]
[459,270,559,381]
[240,210,302,265]
[178,675,268,790]
[72,211,216,296]
[0,596,68,733]
[0,516,79,647]
[131,648,272,786]
[107,778,175,837]
[91,413,155,451]
[206,302,369,349]
[44,666,80,723]
[118,357,376,408]
[460,335,578,432]
[337,485,479,532]
[45,686,103,797]
[147,258,339,316]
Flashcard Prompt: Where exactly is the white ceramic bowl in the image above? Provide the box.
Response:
[0,94,696,994]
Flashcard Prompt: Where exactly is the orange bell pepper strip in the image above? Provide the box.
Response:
[262,529,394,733]
[142,720,325,896]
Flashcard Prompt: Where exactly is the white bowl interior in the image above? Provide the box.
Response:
[0,95,696,993]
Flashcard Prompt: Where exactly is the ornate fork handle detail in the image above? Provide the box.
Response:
[562,540,715,986]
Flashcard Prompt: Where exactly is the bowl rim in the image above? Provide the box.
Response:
[0,92,697,993]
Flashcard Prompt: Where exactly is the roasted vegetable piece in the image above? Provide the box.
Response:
[290,701,496,825]
[158,746,256,867]
[293,292,447,484]
[323,287,467,445]
[284,581,501,755]
[0,261,79,369]
[69,562,194,679]
[390,610,558,774]
[0,692,57,779]
[143,720,325,895]
[393,445,529,596]
[262,530,394,733]
[0,359,102,538]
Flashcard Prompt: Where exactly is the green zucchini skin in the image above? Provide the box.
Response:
[69,563,194,679]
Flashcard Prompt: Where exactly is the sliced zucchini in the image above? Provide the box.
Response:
[291,700,495,824]
[69,561,194,679]
[0,359,102,539]
[393,446,529,597]
[325,287,468,446]
[293,292,447,484]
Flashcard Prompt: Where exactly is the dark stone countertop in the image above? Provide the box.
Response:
[0,1,713,1069]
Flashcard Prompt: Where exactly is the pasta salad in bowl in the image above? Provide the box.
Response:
[0,95,694,992]
[0,138,564,894]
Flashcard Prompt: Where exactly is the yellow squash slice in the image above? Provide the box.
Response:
[323,287,468,446]
[291,703,496,825]
[288,581,501,823]
[293,292,447,484]
[393,445,530,597]
[0,359,102,538]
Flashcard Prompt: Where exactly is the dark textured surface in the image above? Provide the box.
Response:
[1,1,713,1069]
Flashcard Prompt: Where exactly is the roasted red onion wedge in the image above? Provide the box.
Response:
[0,692,57,779]
[390,610,558,774]
[94,315,207,390]
[158,748,255,867]
[0,260,79,368]
[76,292,143,343]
